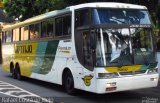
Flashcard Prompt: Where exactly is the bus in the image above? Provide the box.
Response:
[1,2,159,94]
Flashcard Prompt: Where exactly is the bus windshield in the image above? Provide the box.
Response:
[95,28,156,67]
[92,8,151,25]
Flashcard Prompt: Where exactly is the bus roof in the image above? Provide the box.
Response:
[68,2,147,10]
[3,2,147,31]
[3,8,70,31]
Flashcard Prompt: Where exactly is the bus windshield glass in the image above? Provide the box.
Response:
[92,8,151,25]
[95,28,156,67]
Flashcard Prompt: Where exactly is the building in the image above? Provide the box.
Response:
[0,1,14,63]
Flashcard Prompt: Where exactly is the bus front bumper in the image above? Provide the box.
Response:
[95,74,159,94]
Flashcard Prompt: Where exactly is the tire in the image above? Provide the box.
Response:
[11,66,17,79]
[15,65,22,80]
[64,70,76,94]
[13,70,17,79]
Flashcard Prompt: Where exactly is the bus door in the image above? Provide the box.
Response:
[82,31,94,68]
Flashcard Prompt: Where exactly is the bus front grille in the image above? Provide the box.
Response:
[119,70,146,76]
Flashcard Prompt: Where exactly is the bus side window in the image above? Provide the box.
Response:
[55,17,63,37]
[41,19,54,38]
[13,28,20,42]
[47,19,54,37]
[21,26,29,41]
[2,32,6,43]
[63,15,71,36]
[55,14,71,37]
[41,21,47,37]
[6,30,13,43]
[29,23,40,40]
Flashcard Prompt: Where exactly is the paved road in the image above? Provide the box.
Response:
[0,66,159,103]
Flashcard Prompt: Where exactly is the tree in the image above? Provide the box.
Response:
[3,0,63,21]
[0,0,3,8]
[3,0,160,26]
[156,0,160,29]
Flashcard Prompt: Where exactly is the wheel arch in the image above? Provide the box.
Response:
[15,62,20,68]
[62,68,73,86]
[15,62,21,72]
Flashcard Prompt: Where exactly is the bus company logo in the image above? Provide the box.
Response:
[57,46,71,54]
[82,75,93,86]
[142,97,159,103]
[15,45,32,54]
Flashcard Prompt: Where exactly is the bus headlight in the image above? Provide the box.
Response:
[147,68,158,74]
[98,73,119,79]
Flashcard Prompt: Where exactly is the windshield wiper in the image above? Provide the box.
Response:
[110,17,126,24]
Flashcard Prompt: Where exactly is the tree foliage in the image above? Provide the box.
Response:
[3,0,160,28]
[3,0,64,21]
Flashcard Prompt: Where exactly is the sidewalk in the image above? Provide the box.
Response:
[157,52,160,81]
[157,52,160,75]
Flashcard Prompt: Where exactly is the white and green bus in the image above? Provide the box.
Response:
[1,2,159,94]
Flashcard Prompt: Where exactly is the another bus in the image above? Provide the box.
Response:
[1,2,159,94]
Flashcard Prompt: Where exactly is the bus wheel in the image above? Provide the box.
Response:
[64,70,76,94]
[11,66,16,79]
[10,63,15,78]
[15,64,22,80]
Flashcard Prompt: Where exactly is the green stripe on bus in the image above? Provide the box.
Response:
[31,40,59,74]
[31,42,48,73]
[140,63,157,70]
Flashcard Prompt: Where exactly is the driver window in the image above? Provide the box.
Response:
[75,9,90,28]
